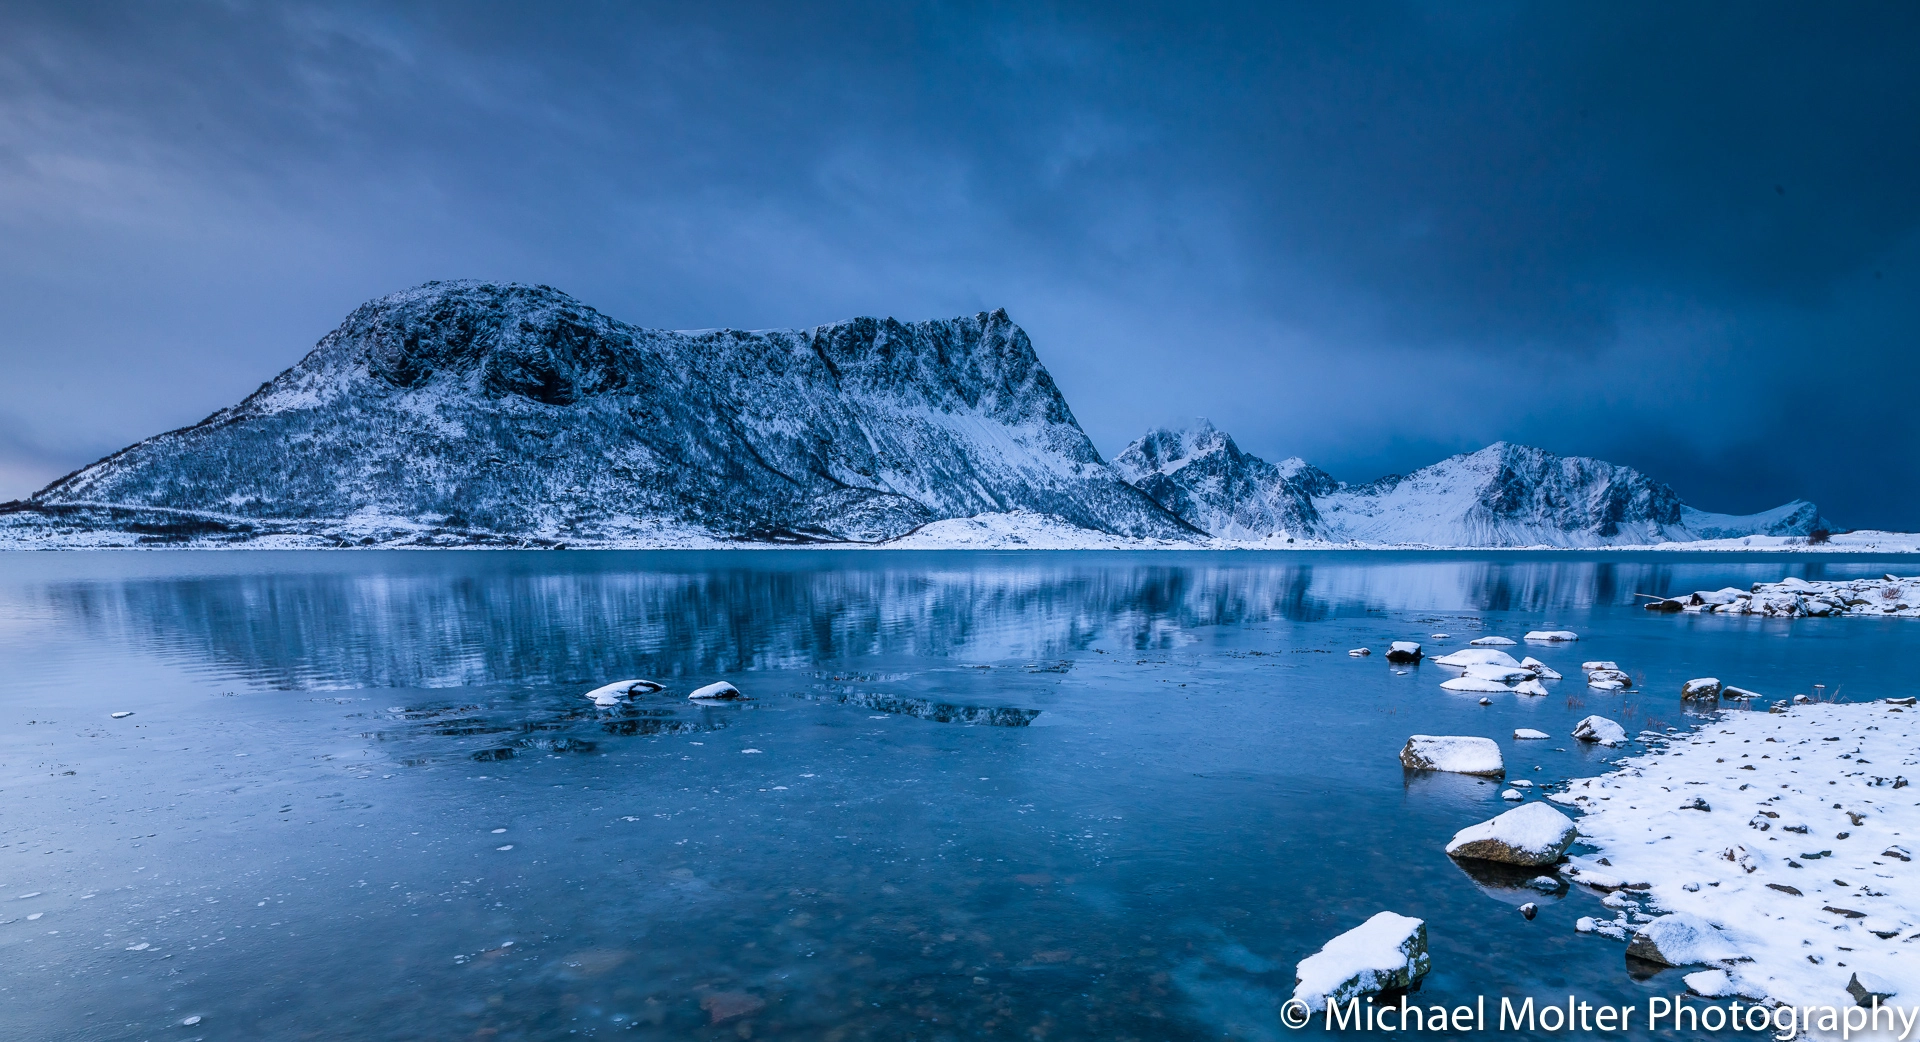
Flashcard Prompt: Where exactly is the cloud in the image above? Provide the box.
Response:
[0,0,1915,525]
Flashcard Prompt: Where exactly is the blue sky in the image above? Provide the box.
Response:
[2,2,1916,527]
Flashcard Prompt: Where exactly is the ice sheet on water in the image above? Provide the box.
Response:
[795,690,1040,727]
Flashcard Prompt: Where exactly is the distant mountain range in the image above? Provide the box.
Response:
[0,281,1843,549]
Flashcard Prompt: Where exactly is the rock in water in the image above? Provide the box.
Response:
[1348,648,1371,657]
[1519,657,1562,680]
[1385,641,1423,663]
[1290,912,1431,1012]
[1440,677,1511,693]
[688,681,743,701]
[1445,803,1578,866]
[1432,649,1521,668]
[1513,728,1550,740]
[1512,679,1549,697]
[1523,630,1579,642]
[1400,736,1505,776]
[1624,913,1743,967]
[1572,716,1628,746]
[583,679,665,706]
[1519,902,1538,920]
[1470,636,1517,646]
[1681,678,1722,701]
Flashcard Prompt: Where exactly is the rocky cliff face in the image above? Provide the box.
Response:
[1112,420,1336,541]
[27,281,1190,544]
[1114,426,1832,547]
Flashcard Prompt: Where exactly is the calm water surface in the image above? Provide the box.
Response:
[2,551,1916,1041]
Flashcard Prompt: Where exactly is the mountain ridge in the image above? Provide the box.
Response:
[1115,421,1833,547]
[0,281,1854,549]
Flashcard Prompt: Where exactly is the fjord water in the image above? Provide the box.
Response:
[2,552,1915,1041]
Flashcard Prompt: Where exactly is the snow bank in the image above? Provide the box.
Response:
[1550,701,1920,1007]
[1291,911,1431,1012]
[1400,735,1505,777]
[1445,802,1578,866]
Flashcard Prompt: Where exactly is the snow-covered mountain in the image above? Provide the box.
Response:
[1112,420,1337,541]
[1114,424,1833,547]
[16,281,1191,545]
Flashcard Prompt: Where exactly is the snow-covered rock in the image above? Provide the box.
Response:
[1523,630,1579,642]
[1681,678,1722,701]
[1463,664,1532,683]
[1441,677,1511,694]
[1502,789,1524,801]
[1581,660,1619,671]
[1848,971,1899,1006]
[1348,648,1371,657]
[1572,716,1628,746]
[1625,913,1744,967]
[1432,649,1521,668]
[1290,912,1431,1012]
[1518,657,1561,680]
[584,679,665,706]
[1586,668,1632,689]
[1469,636,1517,646]
[1512,679,1549,697]
[688,681,743,701]
[1445,802,1578,866]
[1385,641,1423,663]
[1513,728,1551,740]
[1399,735,1505,777]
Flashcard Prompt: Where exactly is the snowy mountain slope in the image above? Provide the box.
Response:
[1114,429,1835,548]
[1112,420,1336,541]
[1679,500,1828,540]
[22,281,1193,545]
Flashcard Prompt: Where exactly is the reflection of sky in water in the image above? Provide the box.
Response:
[0,551,1914,1041]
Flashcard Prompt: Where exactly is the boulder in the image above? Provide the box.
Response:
[1441,677,1511,693]
[1581,660,1619,671]
[1519,657,1562,680]
[1445,802,1577,866]
[1470,636,1518,646]
[1848,971,1899,1007]
[1501,789,1523,801]
[1385,641,1423,663]
[688,681,745,701]
[1572,716,1628,746]
[1464,664,1533,683]
[1523,630,1579,642]
[1432,649,1522,668]
[1586,669,1632,689]
[1348,648,1372,657]
[1291,912,1431,1012]
[583,679,666,706]
[1681,678,1722,702]
[1625,913,1743,967]
[1513,728,1550,740]
[1400,735,1505,776]
[1512,679,1548,697]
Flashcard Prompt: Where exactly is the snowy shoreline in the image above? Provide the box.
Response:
[2,506,1917,552]
[1547,700,1916,1009]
